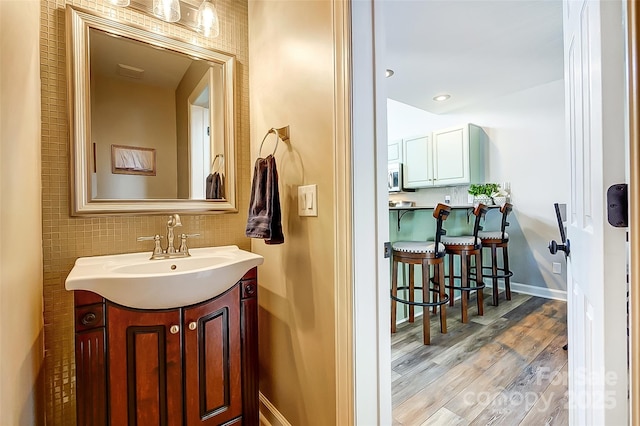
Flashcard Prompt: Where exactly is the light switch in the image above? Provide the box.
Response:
[298,184,318,217]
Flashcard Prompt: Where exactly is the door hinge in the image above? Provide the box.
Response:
[384,242,392,258]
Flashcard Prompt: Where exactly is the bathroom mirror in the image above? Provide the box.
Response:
[66,6,236,215]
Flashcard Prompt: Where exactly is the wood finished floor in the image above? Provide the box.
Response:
[391,290,568,426]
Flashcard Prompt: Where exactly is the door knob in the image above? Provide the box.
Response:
[548,239,570,257]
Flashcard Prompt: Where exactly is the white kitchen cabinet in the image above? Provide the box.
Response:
[432,124,484,186]
[402,135,433,188]
[388,139,402,163]
[402,124,485,189]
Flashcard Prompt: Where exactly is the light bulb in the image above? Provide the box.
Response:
[198,0,220,38]
[153,0,181,23]
[109,0,130,6]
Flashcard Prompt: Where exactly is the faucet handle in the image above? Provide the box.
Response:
[178,233,200,254]
[137,235,163,255]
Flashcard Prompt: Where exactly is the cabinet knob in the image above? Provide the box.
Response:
[169,325,180,334]
[80,312,97,326]
[188,321,197,331]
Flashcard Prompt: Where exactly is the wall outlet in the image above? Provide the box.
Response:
[552,262,562,274]
[444,195,451,204]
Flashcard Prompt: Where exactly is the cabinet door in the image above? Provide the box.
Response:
[388,139,402,162]
[432,125,470,185]
[183,285,242,425]
[106,304,183,426]
[402,135,433,188]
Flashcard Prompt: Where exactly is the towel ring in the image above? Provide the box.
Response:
[258,128,281,157]
[211,154,224,173]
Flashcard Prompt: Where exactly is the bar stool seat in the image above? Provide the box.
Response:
[477,231,509,240]
[442,204,488,323]
[477,203,514,306]
[441,236,477,245]
[393,241,445,253]
[391,204,451,345]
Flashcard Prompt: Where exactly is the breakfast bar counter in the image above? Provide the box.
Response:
[389,204,500,231]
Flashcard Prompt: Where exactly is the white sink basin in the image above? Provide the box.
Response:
[65,245,264,309]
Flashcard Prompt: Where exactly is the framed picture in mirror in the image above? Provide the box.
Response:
[111,145,157,176]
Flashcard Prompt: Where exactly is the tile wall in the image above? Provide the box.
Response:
[39,0,250,423]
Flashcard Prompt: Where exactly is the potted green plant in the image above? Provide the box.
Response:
[490,187,510,207]
[468,183,499,205]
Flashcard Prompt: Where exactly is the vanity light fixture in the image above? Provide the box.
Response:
[152,0,181,23]
[433,94,451,102]
[385,69,395,78]
[109,0,220,37]
[197,0,220,38]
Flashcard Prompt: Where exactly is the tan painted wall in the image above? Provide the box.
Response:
[0,0,44,424]
[40,1,250,423]
[248,1,337,424]
[93,74,178,199]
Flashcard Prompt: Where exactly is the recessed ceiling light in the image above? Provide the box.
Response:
[433,94,451,102]
[385,69,394,78]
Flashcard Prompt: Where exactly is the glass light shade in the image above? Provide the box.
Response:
[153,0,181,23]
[198,0,220,38]
[109,0,130,6]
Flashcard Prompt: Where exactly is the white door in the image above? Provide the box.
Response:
[563,1,628,424]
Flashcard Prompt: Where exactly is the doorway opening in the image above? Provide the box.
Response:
[379,1,574,423]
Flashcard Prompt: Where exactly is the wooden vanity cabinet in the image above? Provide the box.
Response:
[74,268,258,426]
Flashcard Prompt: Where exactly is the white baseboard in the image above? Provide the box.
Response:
[259,392,291,426]
[395,280,567,325]
[496,281,567,301]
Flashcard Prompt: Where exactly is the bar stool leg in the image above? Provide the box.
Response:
[432,263,437,315]
[503,246,512,300]
[421,259,431,345]
[448,253,455,306]
[409,264,415,323]
[475,251,484,316]
[438,262,447,333]
[491,245,499,306]
[391,259,398,333]
[461,253,469,324]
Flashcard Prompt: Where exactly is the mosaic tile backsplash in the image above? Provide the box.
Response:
[40,1,250,423]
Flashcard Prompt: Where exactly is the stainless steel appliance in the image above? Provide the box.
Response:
[388,162,402,192]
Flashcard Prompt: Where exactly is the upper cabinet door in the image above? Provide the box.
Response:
[388,139,402,163]
[433,123,485,186]
[432,125,469,185]
[403,135,433,188]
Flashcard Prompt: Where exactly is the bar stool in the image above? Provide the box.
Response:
[478,202,513,306]
[390,204,451,345]
[442,203,488,323]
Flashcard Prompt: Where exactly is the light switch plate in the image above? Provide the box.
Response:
[552,262,562,274]
[298,184,318,217]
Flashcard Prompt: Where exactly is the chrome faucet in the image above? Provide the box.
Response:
[137,214,200,259]
[166,213,182,254]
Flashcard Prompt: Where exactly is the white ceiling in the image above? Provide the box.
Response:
[90,29,192,89]
[382,0,564,114]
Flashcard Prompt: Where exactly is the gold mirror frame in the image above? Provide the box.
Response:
[66,5,237,215]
